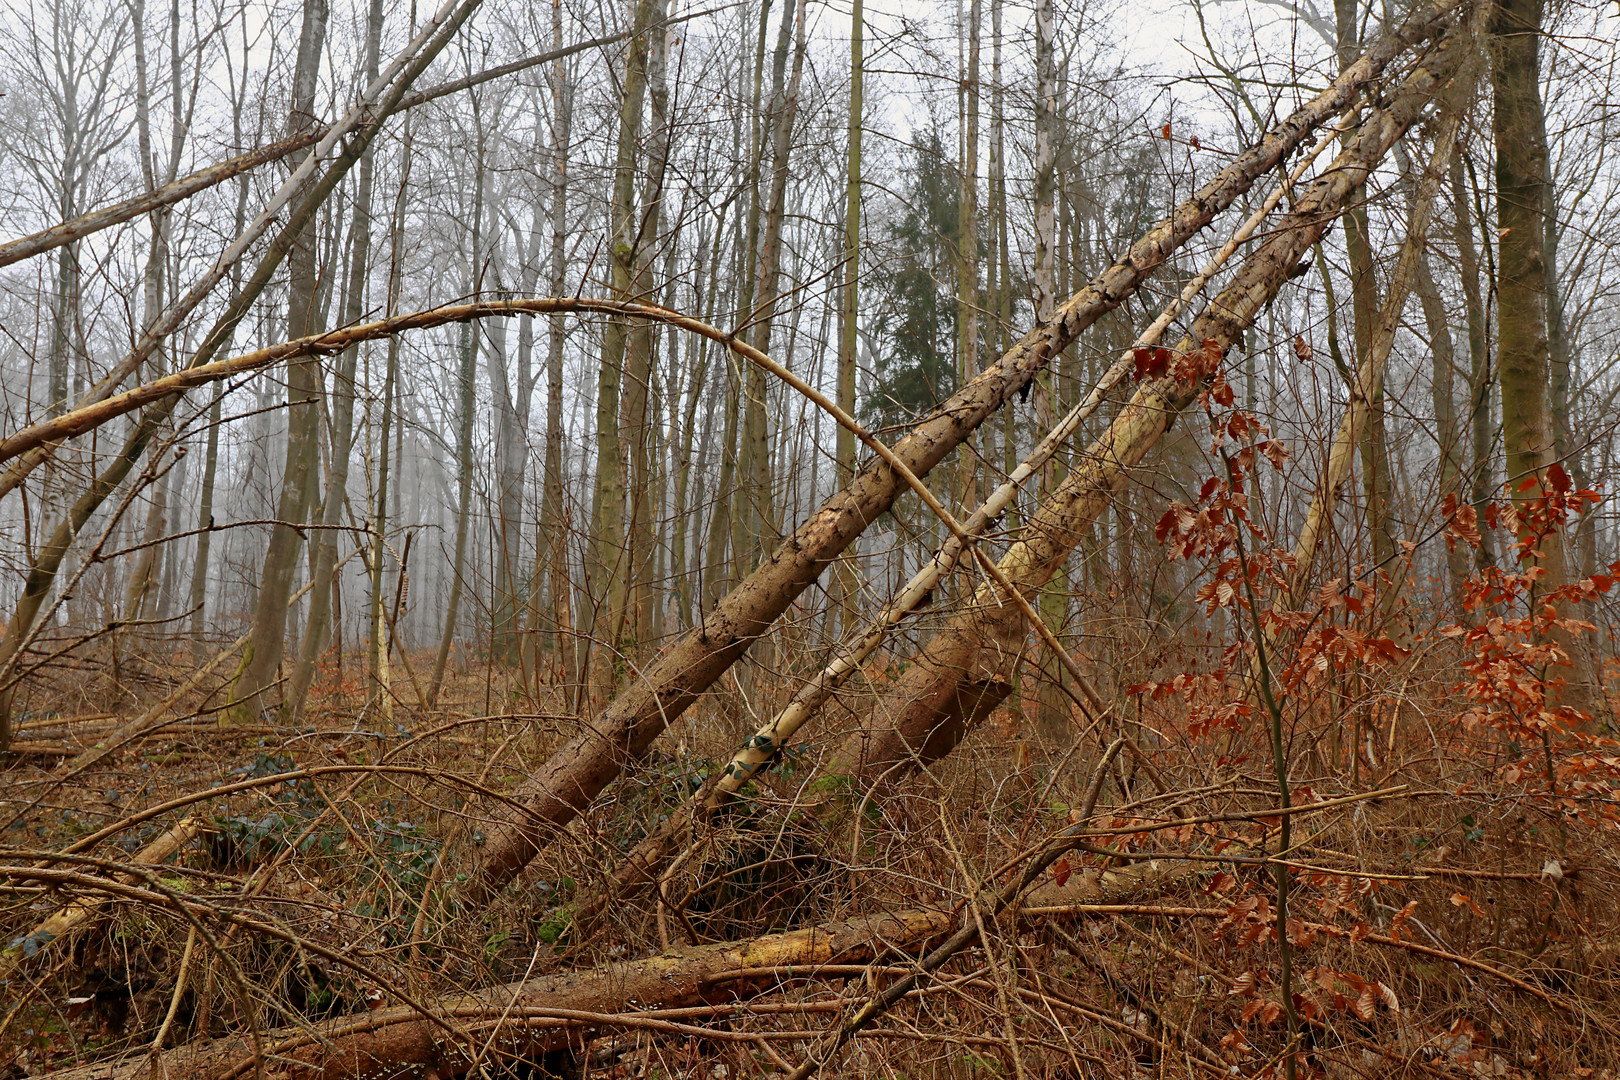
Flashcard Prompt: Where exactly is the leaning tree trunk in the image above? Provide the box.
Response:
[823,26,1469,790]
[458,0,1462,902]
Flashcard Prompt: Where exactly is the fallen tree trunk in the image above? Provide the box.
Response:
[44,861,1188,1080]
[822,16,1470,792]
[462,0,1462,902]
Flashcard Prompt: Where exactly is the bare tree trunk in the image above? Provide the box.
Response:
[587,0,659,694]
[957,0,980,508]
[537,2,576,684]
[672,221,716,629]
[228,0,332,721]
[1451,152,1495,570]
[1399,136,1471,611]
[459,2,1460,899]
[991,0,1015,506]
[736,0,808,573]
[1336,0,1395,579]
[1290,103,1468,604]
[1032,0,1056,328]
[833,0,863,636]
[1491,0,1574,705]
[428,315,480,707]
[287,0,385,718]
[620,0,672,655]
[703,4,771,606]
[489,289,529,666]
[187,386,223,663]
[368,127,413,698]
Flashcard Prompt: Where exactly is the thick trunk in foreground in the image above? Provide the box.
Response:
[1492,0,1562,583]
[47,862,1183,1080]
[824,27,1466,788]
[1491,0,1580,708]
[460,0,1462,902]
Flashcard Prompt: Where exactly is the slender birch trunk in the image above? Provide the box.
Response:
[833,0,863,636]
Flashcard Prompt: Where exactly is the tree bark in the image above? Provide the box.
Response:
[1451,152,1495,569]
[1399,137,1471,611]
[1336,0,1396,578]
[1288,103,1467,606]
[1491,0,1575,705]
[1492,0,1558,566]
[736,0,808,574]
[833,0,863,637]
[619,0,672,655]
[288,0,385,717]
[537,2,577,685]
[957,0,981,509]
[227,0,333,721]
[587,0,659,694]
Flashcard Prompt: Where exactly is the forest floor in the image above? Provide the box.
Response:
[3,643,1619,1079]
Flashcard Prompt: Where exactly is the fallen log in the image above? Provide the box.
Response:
[462,0,1463,902]
[42,860,1189,1080]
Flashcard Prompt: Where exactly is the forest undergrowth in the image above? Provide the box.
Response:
[4,520,1619,1080]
